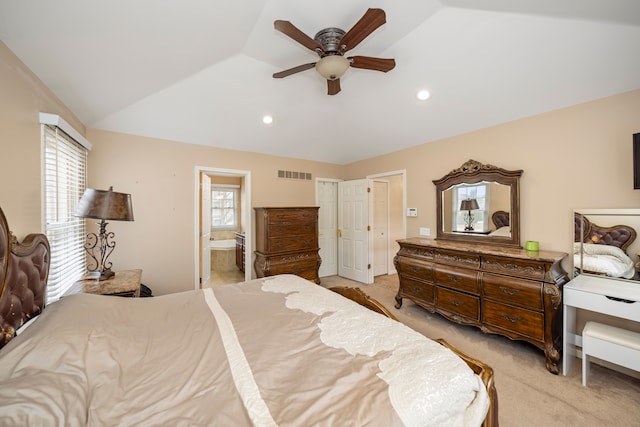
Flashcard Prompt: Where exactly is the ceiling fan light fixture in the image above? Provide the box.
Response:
[315,55,350,80]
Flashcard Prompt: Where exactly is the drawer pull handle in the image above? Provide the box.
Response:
[606,295,636,304]
[449,298,464,306]
[500,286,520,296]
[502,313,522,323]
[447,275,462,282]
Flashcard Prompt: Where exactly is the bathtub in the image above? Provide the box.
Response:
[209,239,237,272]
[209,239,236,250]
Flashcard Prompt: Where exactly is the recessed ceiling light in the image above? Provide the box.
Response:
[262,115,273,124]
[416,90,431,101]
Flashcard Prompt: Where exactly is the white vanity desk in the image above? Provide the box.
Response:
[563,273,640,375]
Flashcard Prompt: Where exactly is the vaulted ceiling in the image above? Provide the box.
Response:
[1,0,639,164]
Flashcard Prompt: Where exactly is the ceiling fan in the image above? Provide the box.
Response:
[272,8,396,95]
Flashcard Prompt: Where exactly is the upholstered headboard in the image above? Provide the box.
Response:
[574,213,637,252]
[0,208,50,349]
[491,211,510,229]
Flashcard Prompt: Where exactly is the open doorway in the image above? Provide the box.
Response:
[316,170,405,283]
[194,166,252,290]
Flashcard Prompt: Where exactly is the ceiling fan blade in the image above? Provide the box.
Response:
[339,8,386,53]
[348,56,396,73]
[274,20,323,53]
[327,79,341,95]
[273,62,317,79]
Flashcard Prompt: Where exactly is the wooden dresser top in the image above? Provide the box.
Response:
[398,237,567,263]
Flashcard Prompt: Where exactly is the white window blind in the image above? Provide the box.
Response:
[43,124,88,302]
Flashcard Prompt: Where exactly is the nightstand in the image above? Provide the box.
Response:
[64,269,142,297]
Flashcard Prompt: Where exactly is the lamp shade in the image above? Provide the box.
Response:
[315,55,350,80]
[75,187,134,221]
[460,198,479,211]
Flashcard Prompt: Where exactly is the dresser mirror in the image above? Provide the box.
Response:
[573,209,640,282]
[434,159,522,247]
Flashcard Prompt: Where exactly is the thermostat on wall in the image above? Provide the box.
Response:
[407,208,418,217]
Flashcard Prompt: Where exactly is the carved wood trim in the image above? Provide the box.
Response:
[395,238,567,375]
[483,258,545,278]
[433,159,523,248]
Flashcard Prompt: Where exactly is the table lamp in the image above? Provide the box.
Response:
[460,198,479,231]
[75,186,134,280]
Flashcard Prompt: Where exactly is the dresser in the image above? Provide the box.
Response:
[394,238,568,374]
[254,207,321,283]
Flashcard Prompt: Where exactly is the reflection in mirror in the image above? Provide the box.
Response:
[434,159,522,248]
[574,209,640,282]
[442,181,511,235]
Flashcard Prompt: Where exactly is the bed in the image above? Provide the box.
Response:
[488,211,510,237]
[0,207,497,426]
[573,213,637,279]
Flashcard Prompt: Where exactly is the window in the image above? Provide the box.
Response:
[453,183,489,232]
[42,115,90,302]
[211,185,239,230]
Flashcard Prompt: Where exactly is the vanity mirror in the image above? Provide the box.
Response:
[434,159,522,247]
[573,209,640,282]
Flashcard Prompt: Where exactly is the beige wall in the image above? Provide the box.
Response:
[85,129,343,294]
[3,39,640,296]
[490,183,510,216]
[346,89,640,266]
[0,42,85,236]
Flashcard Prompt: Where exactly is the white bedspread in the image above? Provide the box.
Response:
[0,274,489,426]
[574,242,636,279]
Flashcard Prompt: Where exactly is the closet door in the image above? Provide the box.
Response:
[338,179,373,284]
[317,180,338,277]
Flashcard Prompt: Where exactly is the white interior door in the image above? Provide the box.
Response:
[338,179,372,284]
[200,173,211,287]
[373,180,389,276]
[317,180,338,277]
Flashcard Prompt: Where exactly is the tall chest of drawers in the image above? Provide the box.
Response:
[394,238,568,374]
[254,207,321,284]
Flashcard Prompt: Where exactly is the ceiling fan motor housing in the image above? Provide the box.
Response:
[314,27,346,54]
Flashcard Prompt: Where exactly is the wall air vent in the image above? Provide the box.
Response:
[277,170,313,181]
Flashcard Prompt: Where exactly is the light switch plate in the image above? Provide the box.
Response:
[420,227,430,236]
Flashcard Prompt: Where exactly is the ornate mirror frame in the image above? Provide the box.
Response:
[433,159,523,248]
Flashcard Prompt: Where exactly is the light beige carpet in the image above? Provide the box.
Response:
[320,274,640,427]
